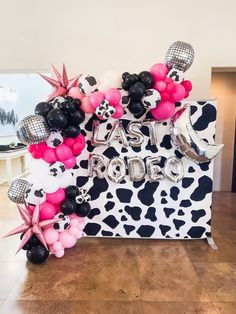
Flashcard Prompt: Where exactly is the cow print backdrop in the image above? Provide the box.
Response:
[76,100,217,239]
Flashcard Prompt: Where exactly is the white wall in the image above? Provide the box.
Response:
[1,0,236,99]
[1,0,236,189]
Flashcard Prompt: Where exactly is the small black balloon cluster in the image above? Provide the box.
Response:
[61,185,91,217]
[35,96,85,138]
[122,71,154,117]
[20,234,49,264]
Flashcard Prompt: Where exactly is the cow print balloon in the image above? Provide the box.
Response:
[142,89,161,109]
[50,96,67,109]
[46,131,63,148]
[53,213,70,232]
[95,100,115,120]
[25,185,46,205]
[49,161,66,177]
[167,68,184,83]
[78,74,98,96]
[118,88,130,107]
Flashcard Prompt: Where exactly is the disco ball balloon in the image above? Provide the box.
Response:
[16,115,50,144]
[165,41,194,72]
[8,179,31,204]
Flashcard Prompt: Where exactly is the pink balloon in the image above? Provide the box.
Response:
[112,103,124,119]
[154,81,166,92]
[42,148,57,163]
[80,96,95,113]
[46,188,65,205]
[43,228,59,245]
[89,91,104,108]
[64,138,76,147]
[160,92,170,101]
[55,249,64,258]
[63,156,76,169]
[31,150,42,159]
[76,133,85,146]
[52,241,63,251]
[166,83,176,94]
[36,142,47,152]
[28,144,36,153]
[170,84,186,102]
[181,80,192,92]
[67,86,84,100]
[70,219,79,227]
[150,63,168,81]
[68,226,78,236]
[73,142,85,155]
[151,101,175,120]
[59,231,77,248]
[104,88,121,105]
[76,229,83,239]
[39,201,57,220]
[56,144,73,160]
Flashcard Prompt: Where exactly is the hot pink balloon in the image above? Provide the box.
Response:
[104,88,121,105]
[43,148,57,163]
[39,202,57,220]
[89,91,104,108]
[64,138,76,147]
[76,133,85,146]
[112,103,124,119]
[59,231,77,248]
[81,96,95,113]
[31,150,42,159]
[56,144,73,160]
[63,156,76,169]
[181,80,192,92]
[73,142,85,155]
[46,188,65,205]
[43,228,59,245]
[150,63,168,81]
[170,84,186,102]
[154,81,166,92]
[160,91,170,101]
[151,101,175,120]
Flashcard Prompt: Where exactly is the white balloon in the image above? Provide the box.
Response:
[98,71,122,92]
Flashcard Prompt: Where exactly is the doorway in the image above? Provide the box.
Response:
[211,68,236,192]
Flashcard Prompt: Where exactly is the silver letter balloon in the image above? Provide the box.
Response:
[16,115,50,144]
[171,106,223,164]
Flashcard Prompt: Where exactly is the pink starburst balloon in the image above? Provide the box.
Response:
[3,203,59,253]
[39,64,80,101]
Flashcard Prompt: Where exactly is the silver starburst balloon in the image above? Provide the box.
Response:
[16,115,50,144]
[8,179,31,204]
[165,41,194,72]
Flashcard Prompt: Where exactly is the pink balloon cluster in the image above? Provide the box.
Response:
[88,88,124,120]
[28,134,85,169]
[43,214,85,258]
[149,63,192,120]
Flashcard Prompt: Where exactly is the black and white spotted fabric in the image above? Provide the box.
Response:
[76,100,216,239]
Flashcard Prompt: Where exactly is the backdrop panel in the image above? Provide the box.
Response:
[76,100,216,239]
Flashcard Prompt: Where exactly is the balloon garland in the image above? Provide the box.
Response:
[4,41,223,264]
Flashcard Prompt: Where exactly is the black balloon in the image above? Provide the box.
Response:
[63,125,81,138]
[128,82,146,100]
[61,199,77,215]
[26,244,49,264]
[69,109,85,125]
[46,109,68,130]
[35,102,53,117]
[122,72,129,80]
[128,100,145,116]
[139,71,154,89]
[64,99,81,113]
[76,202,91,217]
[65,185,79,199]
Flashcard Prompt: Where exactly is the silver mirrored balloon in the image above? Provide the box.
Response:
[171,106,223,164]
[164,156,184,183]
[88,154,105,179]
[16,115,50,144]
[108,120,129,147]
[92,120,108,147]
[8,179,31,204]
[127,156,145,182]
[107,157,126,183]
[127,122,144,147]
[165,41,194,72]
[146,156,164,182]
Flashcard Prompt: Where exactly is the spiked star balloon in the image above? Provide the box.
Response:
[39,64,80,101]
[3,203,59,253]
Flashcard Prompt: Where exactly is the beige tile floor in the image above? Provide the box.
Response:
[0,185,235,313]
